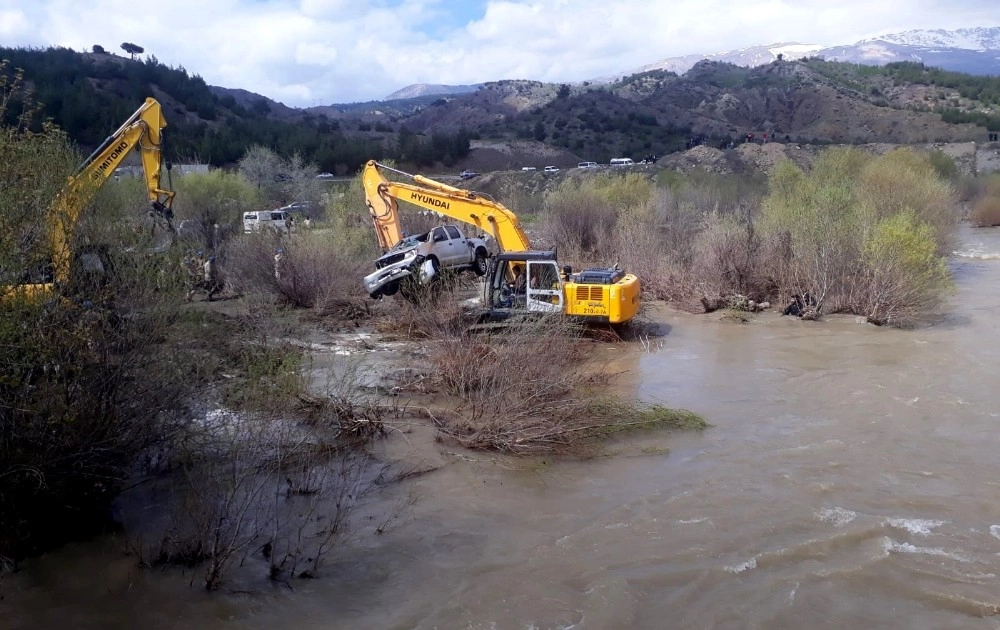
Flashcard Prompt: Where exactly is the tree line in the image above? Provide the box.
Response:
[0,47,471,173]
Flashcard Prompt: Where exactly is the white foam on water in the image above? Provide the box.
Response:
[952,247,1000,260]
[882,537,970,562]
[816,507,858,527]
[725,557,758,574]
[884,517,946,536]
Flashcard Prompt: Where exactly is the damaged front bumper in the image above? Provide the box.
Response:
[363,251,437,298]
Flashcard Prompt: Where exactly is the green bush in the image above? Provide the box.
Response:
[850,210,952,326]
[173,170,262,249]
[760,147,956,321]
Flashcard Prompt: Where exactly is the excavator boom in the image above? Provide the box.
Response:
[6,97,175,301]
[363,160,530,252]
[49,97,175,284]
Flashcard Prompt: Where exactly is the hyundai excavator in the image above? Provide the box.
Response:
[5,97,176,301]
[362,160,641,325]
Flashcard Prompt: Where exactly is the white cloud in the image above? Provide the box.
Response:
[1,0,998,107]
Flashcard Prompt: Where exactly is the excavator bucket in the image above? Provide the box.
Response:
[146,200,176,254]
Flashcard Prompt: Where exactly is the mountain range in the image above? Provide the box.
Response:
[388,26,1000,100]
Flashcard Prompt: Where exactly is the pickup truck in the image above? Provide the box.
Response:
[363,225,492,298]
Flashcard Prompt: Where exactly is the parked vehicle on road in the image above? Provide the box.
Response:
[459,169,479,180]
[243,210,290,234]
[610,157,635,166]
[543,165,560,173]
[521,166,536,171]
[577,161,598,169]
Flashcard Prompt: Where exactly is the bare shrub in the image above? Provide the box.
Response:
[224,231,372,316]
[426,317,705,454]
[612,197,701,307]
[374,291,470,339]
[147,310,398,589]
[541,184,619,259]
[690,205,776,307]
[969,195,1000,227]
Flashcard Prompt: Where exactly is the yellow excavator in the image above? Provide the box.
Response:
[6,97,176,301]
[362,160,641,325]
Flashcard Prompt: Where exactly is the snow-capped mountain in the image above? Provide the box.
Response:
[601,26,1000,82]
[870,27,1000,51]
[383,83,481,101]
[597,43,824,81]
[816,27,1000,75]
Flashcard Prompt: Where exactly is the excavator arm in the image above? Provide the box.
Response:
[48,97,175,286]
[363,160,530,252]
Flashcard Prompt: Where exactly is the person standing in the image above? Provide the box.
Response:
[274,248,285,282]
[204,255,221,301]
[185,251,204,302]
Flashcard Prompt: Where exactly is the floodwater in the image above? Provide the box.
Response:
[7,225,1000,629]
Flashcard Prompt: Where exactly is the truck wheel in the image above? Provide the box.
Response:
[382,281,399,296]
[473,250,488,276]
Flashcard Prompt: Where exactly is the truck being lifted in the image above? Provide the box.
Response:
[362,160,641,325]
[364,224,491,298]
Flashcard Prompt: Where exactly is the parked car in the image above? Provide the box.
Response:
[521,166,537,171]
[280,201,314,213]
[459,169,479,180]
[577,161,598,169]
[243,210,290,234]
[543,165,560,173]
[315,172,335,180]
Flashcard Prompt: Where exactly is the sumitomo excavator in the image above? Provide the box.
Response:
[4,97,176,301]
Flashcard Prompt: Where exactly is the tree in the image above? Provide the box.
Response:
[92,45,106,54]
[533,120,546,141]
[557,83,571,99]
[120,42,144,60]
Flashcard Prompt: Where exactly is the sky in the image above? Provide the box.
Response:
[1,0,998,108]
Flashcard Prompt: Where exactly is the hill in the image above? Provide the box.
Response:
[3,46,1000,178]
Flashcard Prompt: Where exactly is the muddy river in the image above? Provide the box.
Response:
[7,225,1000,629]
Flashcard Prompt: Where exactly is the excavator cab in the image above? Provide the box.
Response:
[486,252,564,318]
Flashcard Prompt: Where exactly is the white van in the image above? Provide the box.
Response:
[577,161,598,169]
[610,158,635,166]
[243,210,290,234]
